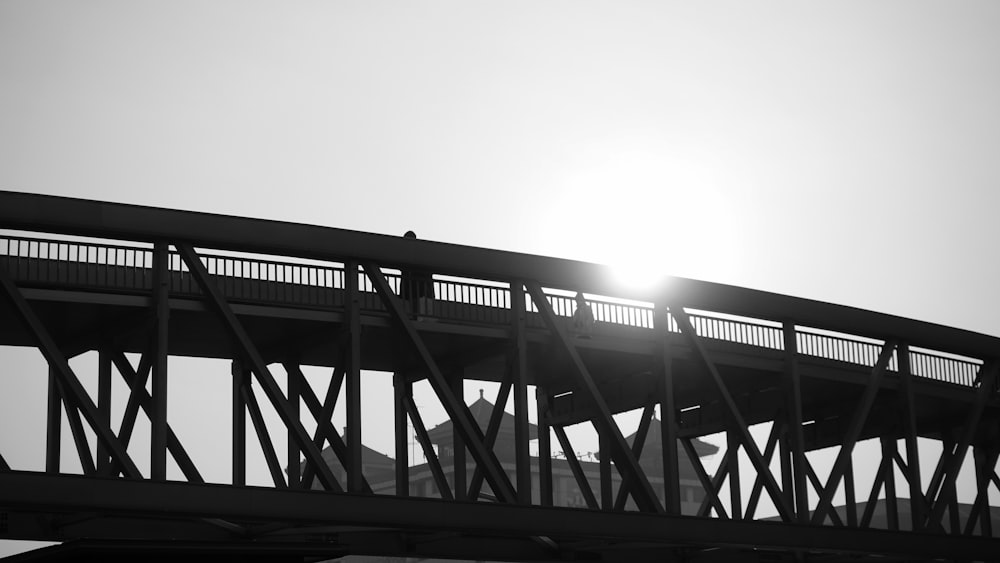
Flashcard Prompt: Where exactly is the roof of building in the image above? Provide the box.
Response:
[426,389,538,444]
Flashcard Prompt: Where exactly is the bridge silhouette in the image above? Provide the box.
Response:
[0,191,998,562]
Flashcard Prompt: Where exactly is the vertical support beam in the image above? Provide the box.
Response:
[537,388,553,507]
[45,365,62,474]
[970,446,995,537]
[728,430,742,520]
[97,349,113,476]
[599,429,612,510]
[451,373,467,501]
[844,452,858,527]
[783,322,808,523]
[232,360,247,487]
[657,304,680,514]
[896,343,924,531]
[286,360,300,489]
[881,437,899,531]
[394,372,409,498]
[242,381,287,488]
[510,281,532,505]
[345,260,363,494]
[151,241,169,481]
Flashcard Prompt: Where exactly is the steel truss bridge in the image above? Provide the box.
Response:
[0,191,998,562]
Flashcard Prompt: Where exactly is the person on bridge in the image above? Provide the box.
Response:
[401,230,435,320]
[572,291,595,338]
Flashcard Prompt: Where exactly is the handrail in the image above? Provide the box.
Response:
[0,234,985,389]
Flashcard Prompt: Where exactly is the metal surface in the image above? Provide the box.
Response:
[1,191,999,562]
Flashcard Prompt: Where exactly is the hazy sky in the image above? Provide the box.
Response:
[3,1,999,335]
[1,1,999,554]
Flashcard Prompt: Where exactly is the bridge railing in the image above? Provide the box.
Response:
[0,234,984,389]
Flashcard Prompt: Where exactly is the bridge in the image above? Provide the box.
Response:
[0,190,998,562]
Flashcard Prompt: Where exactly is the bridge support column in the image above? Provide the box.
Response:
[151,241,169,481]
[394,371,409,497]
[657,304,680,515]
[232,360,247,487]
[511,281,532,505]
[782,321,808,523]
[536,387,553,507]
[45,364,62,474]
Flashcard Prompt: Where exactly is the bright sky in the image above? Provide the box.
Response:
[1,1,999,554]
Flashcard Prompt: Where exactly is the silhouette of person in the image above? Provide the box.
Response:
[572,291,594,338]
[400,231,435,319]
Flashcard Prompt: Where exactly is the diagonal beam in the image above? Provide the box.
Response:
[0,450,8,472]
[860,456,889,529]
[925,361,999,531]
[682,437,728,519]
[671,305,790,520]
[745,420,782,519]
[614,403,656,511]
[468,380,513,501]
[964,445,1000,536]
[403,394,453,500]
[291,364,366,493]
[56,376,97,476]
[804,457,845,527]
[527,281,661,513]
[553,425,599,510]
[242,383,287,489]
[0,267,141,478]
[364,263,515,503]
[117,350,153,450]
[176,243,338,492]
[811,340,895,525]
[110,350,203,483]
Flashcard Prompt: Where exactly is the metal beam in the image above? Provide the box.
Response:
[510,281,532,505]
[925,361,999,530]
[364,263,515,503]
[6,190,999,363]
[110,350,203,483]
[526,281,660,513]
[552,425,599,510]
[345,260,364,494]
[614,402,655,511]
[403,393,453,500]
[242,382,287,489]
[0,265,141,478]
[5,471,1000,561]
[671,305,790,520]
[289,364,362,493]
[175,242,338,491]
[783,322,808,523]
[657,305,681,514]
[811,340,895,525]
[682,437,728,519]
[468,379,512,501]
[151,241,169,481]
